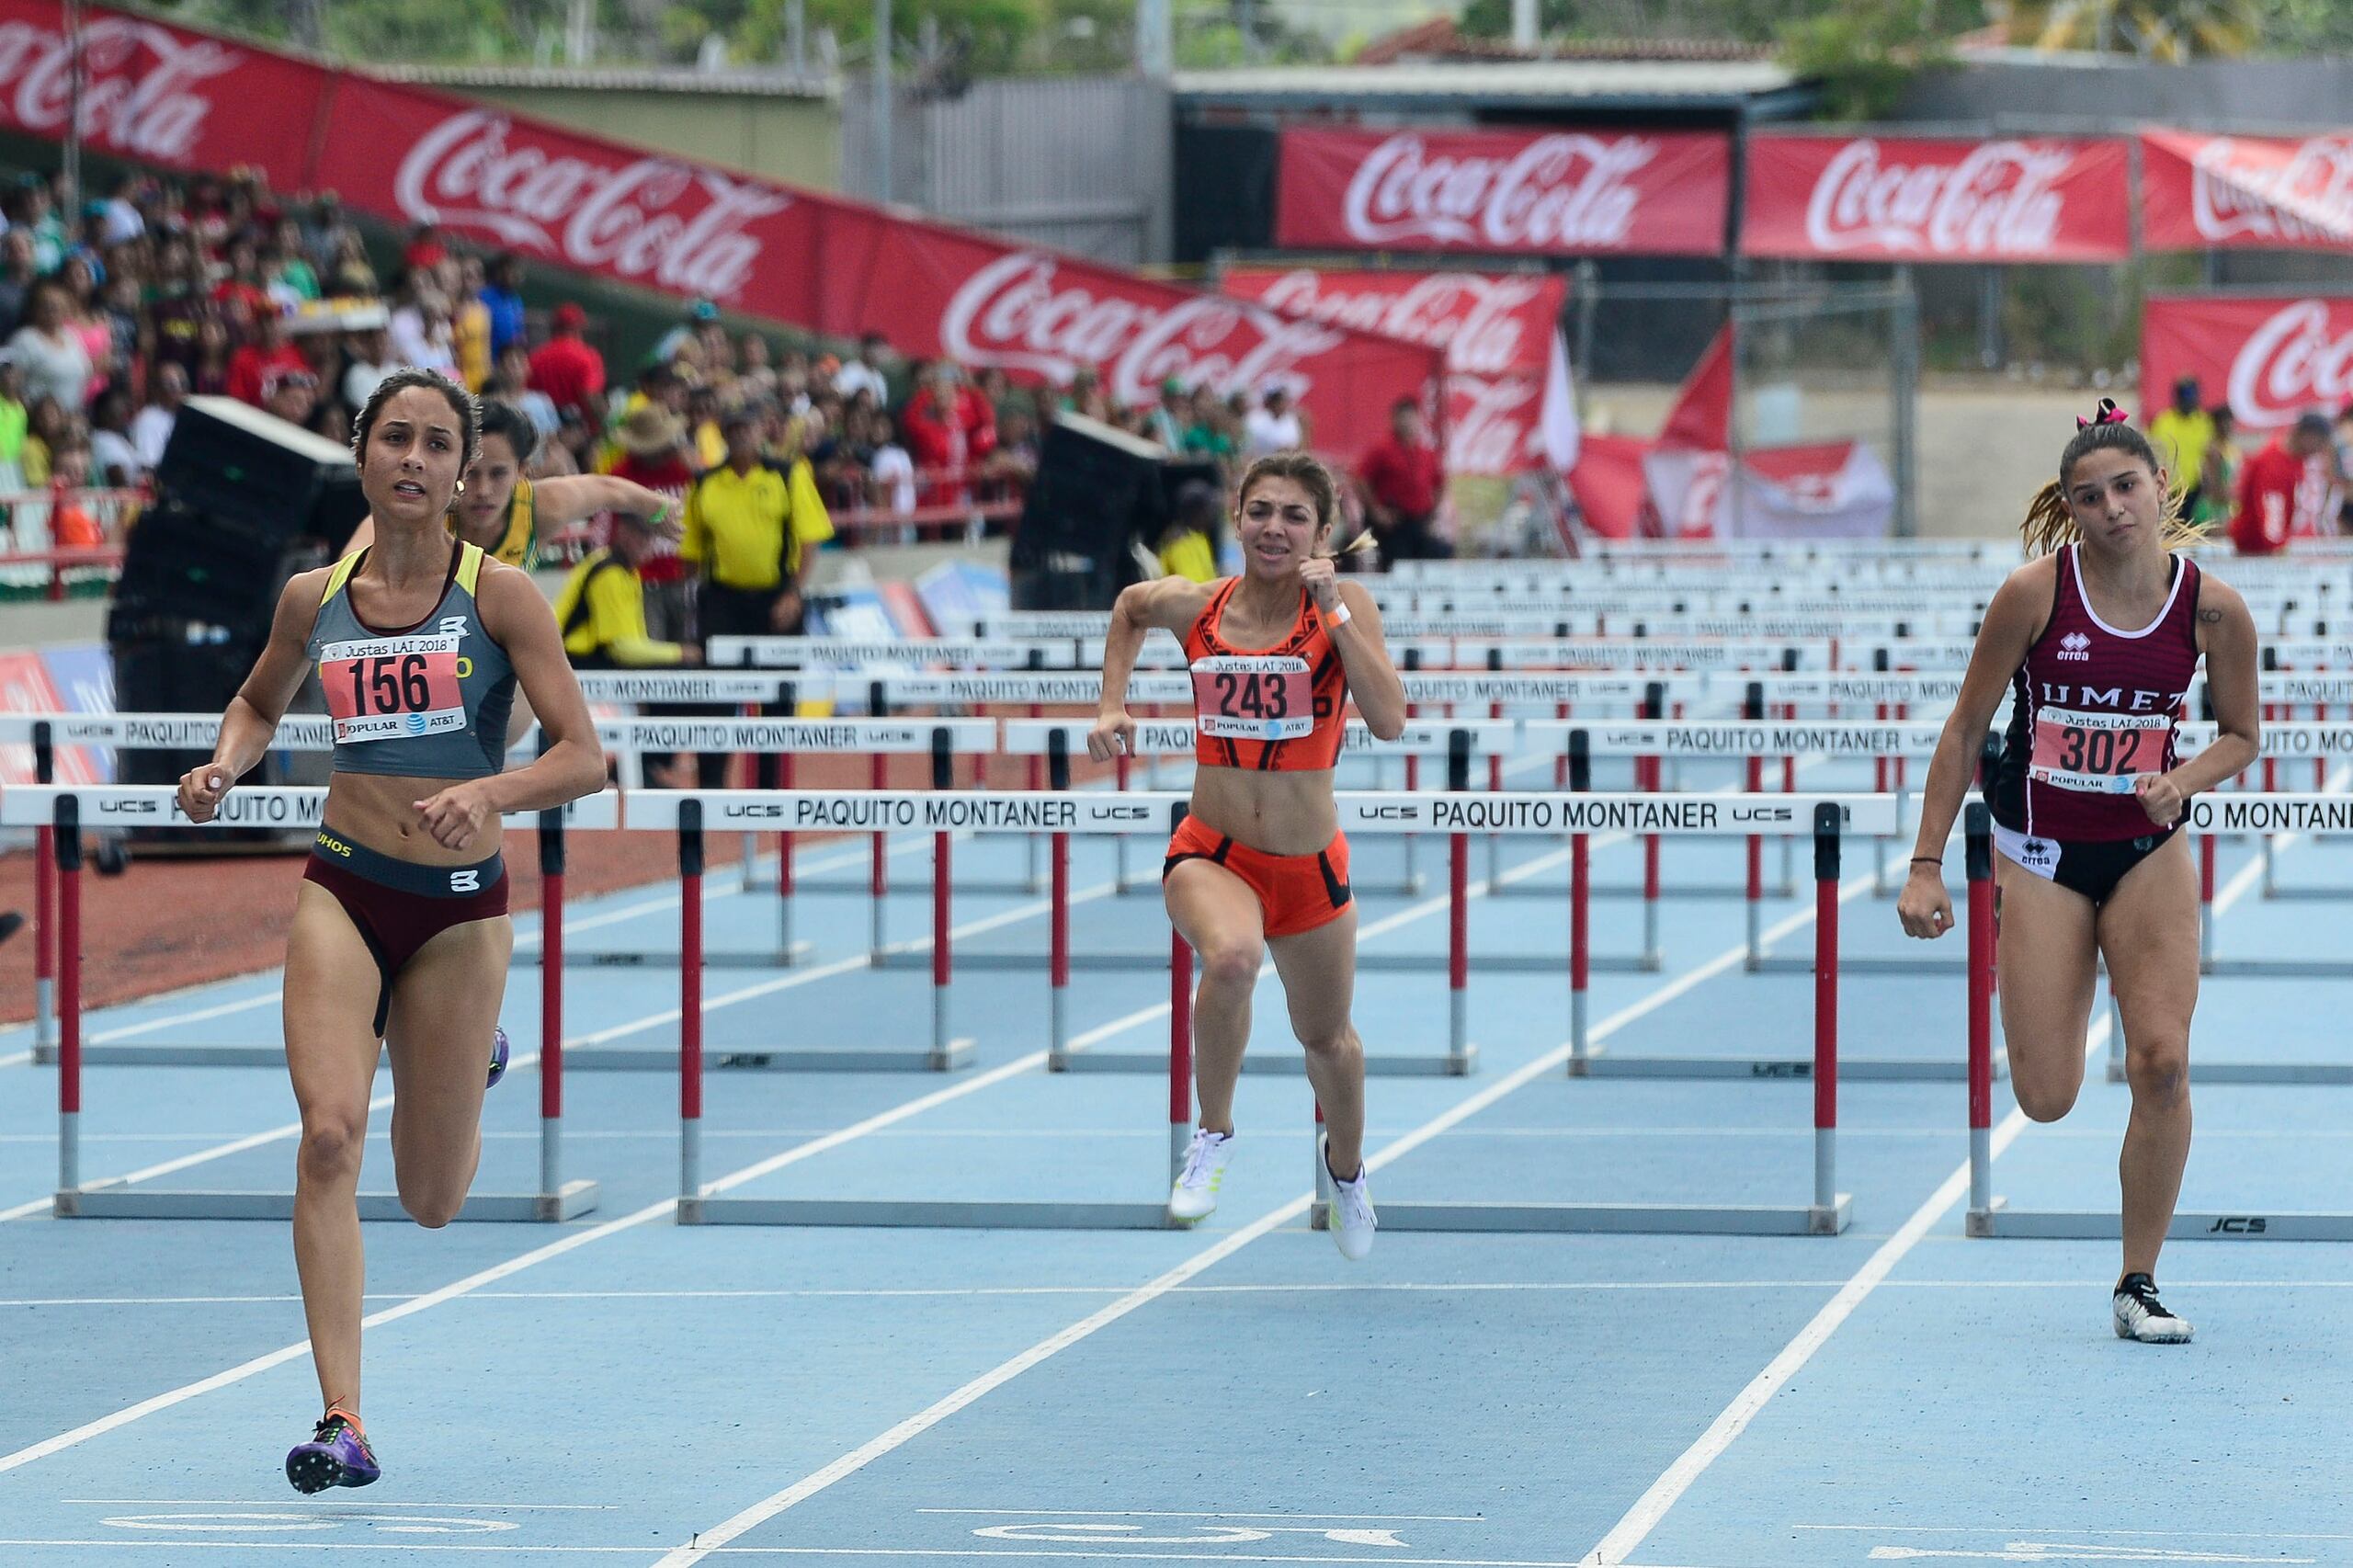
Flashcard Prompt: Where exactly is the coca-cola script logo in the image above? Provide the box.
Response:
[2190,137,2353,244]
[1338,132,1658,250]
[393,111,790,301]
[1253,271,1550,377]
[941,252,1345,405]
[2226,301,2353,427]
[1803,139,2075,256]
[0,17,240,165]
[1448,373,1543,475]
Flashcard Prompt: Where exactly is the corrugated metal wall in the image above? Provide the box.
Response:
[842,75,1171,265]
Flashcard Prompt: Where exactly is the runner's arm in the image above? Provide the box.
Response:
[2172,577,2259,796]
[470,563,608,811]
[1905,564,2047,865]
[535,474,682,537]
[1099,576,1207,719]
[1328,580,1405,740]
[208,570,327,784]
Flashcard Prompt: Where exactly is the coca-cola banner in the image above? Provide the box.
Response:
[1276,126,1730,257]
[313,75,817,313]
[1220,266,1572,475]
[2143,130,2353,252]
[0,0,330,189]
[2142,294,2353,432]
[1742,135,2133,262]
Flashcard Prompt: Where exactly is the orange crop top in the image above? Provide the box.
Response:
[1181,578,1349,771]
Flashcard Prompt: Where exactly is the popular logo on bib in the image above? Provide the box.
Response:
[319,633,467,745]
[1191,654,1314,742]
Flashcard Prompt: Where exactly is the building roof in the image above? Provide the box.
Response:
[1175,58,1801,111]
[365,62,834,100]
[1356,18,1778,67]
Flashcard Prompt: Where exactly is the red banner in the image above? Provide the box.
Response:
[1221,267,1572,476]
[2142,294,2353,432]
[1276,126,1729,257]
[1219,267,1561,377]
[5,4,1440,460]
[1742,135,2132,262]
[0,0,330,189]
[2143,130,2353,253]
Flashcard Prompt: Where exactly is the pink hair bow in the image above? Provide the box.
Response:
[2076,399,2129,430]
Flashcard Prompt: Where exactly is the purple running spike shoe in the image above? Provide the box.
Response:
[488,1026,509,1088]
[286,1409,380,1494]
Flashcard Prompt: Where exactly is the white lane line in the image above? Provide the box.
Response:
[63,1498,620,1509]
[648,871,1877,1566]
[0,1049,28,1067]
[0,1547,1614,1564]
[20,1277,2353,1310]
[1577,794,2319,1568]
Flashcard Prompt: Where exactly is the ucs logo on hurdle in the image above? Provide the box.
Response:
[2208,1216,2268,1234]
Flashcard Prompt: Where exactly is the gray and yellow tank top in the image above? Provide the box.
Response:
[307,540,515,779]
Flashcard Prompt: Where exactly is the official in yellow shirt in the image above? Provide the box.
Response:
[680,409,835,642]
[553,512,701,669]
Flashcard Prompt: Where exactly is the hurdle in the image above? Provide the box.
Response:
[515,712,996,972]
[6,784,608,1221]
[664,786,1882,1231]
[1540,734,1986,1083]
[1358,801,1865,1236]
[1969,793,2353,1240]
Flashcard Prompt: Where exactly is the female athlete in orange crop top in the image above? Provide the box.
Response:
[1090,450,1406,1258]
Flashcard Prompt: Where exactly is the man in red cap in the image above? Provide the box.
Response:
[529,301,606,425]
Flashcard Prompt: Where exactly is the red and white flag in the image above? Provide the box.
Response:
[2142,129,2353,253]
[1222,266,1579,475]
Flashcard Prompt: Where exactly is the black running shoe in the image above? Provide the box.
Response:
[2112,1272,2193,1344]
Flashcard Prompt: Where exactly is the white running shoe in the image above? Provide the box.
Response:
[1323,1137,1377,1262]
[1169,1129,1235,1224]
[2113,1273,2193,1344]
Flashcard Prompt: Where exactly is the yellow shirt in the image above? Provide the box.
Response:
[2150,408,2216,494]
[553,548,683,666]
[680,458,834,591]
[1157,531,1217,583]
[452,298,493,392]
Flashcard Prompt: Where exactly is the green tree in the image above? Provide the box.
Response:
[1778,1,1985,122]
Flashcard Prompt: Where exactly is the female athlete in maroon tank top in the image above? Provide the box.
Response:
[1900,399,2260,1344]
[1089,451,1407,1259]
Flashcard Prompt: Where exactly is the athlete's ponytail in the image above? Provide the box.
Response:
[2020,397,2206,556]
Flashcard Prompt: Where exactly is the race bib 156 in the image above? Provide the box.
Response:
[1191,654,1313,742]
[320,633,466,744]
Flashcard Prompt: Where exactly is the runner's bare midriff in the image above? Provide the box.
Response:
[1189,766,1337,858]
[324,771,504,864]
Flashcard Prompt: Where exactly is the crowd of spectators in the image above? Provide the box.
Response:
[0,159,1438,575]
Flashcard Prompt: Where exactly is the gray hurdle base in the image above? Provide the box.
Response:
[1966,1200,2353,1242]
[12,788,607,1222]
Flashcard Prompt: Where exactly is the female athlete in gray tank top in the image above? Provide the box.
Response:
[176,369,607,1493]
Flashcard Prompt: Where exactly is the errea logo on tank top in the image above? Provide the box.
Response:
[2056,631,2092,663]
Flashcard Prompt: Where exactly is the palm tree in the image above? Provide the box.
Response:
[1996,0,2261,60]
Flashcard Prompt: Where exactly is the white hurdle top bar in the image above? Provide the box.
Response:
[0,786,622,831]
[621,789,1903,837]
